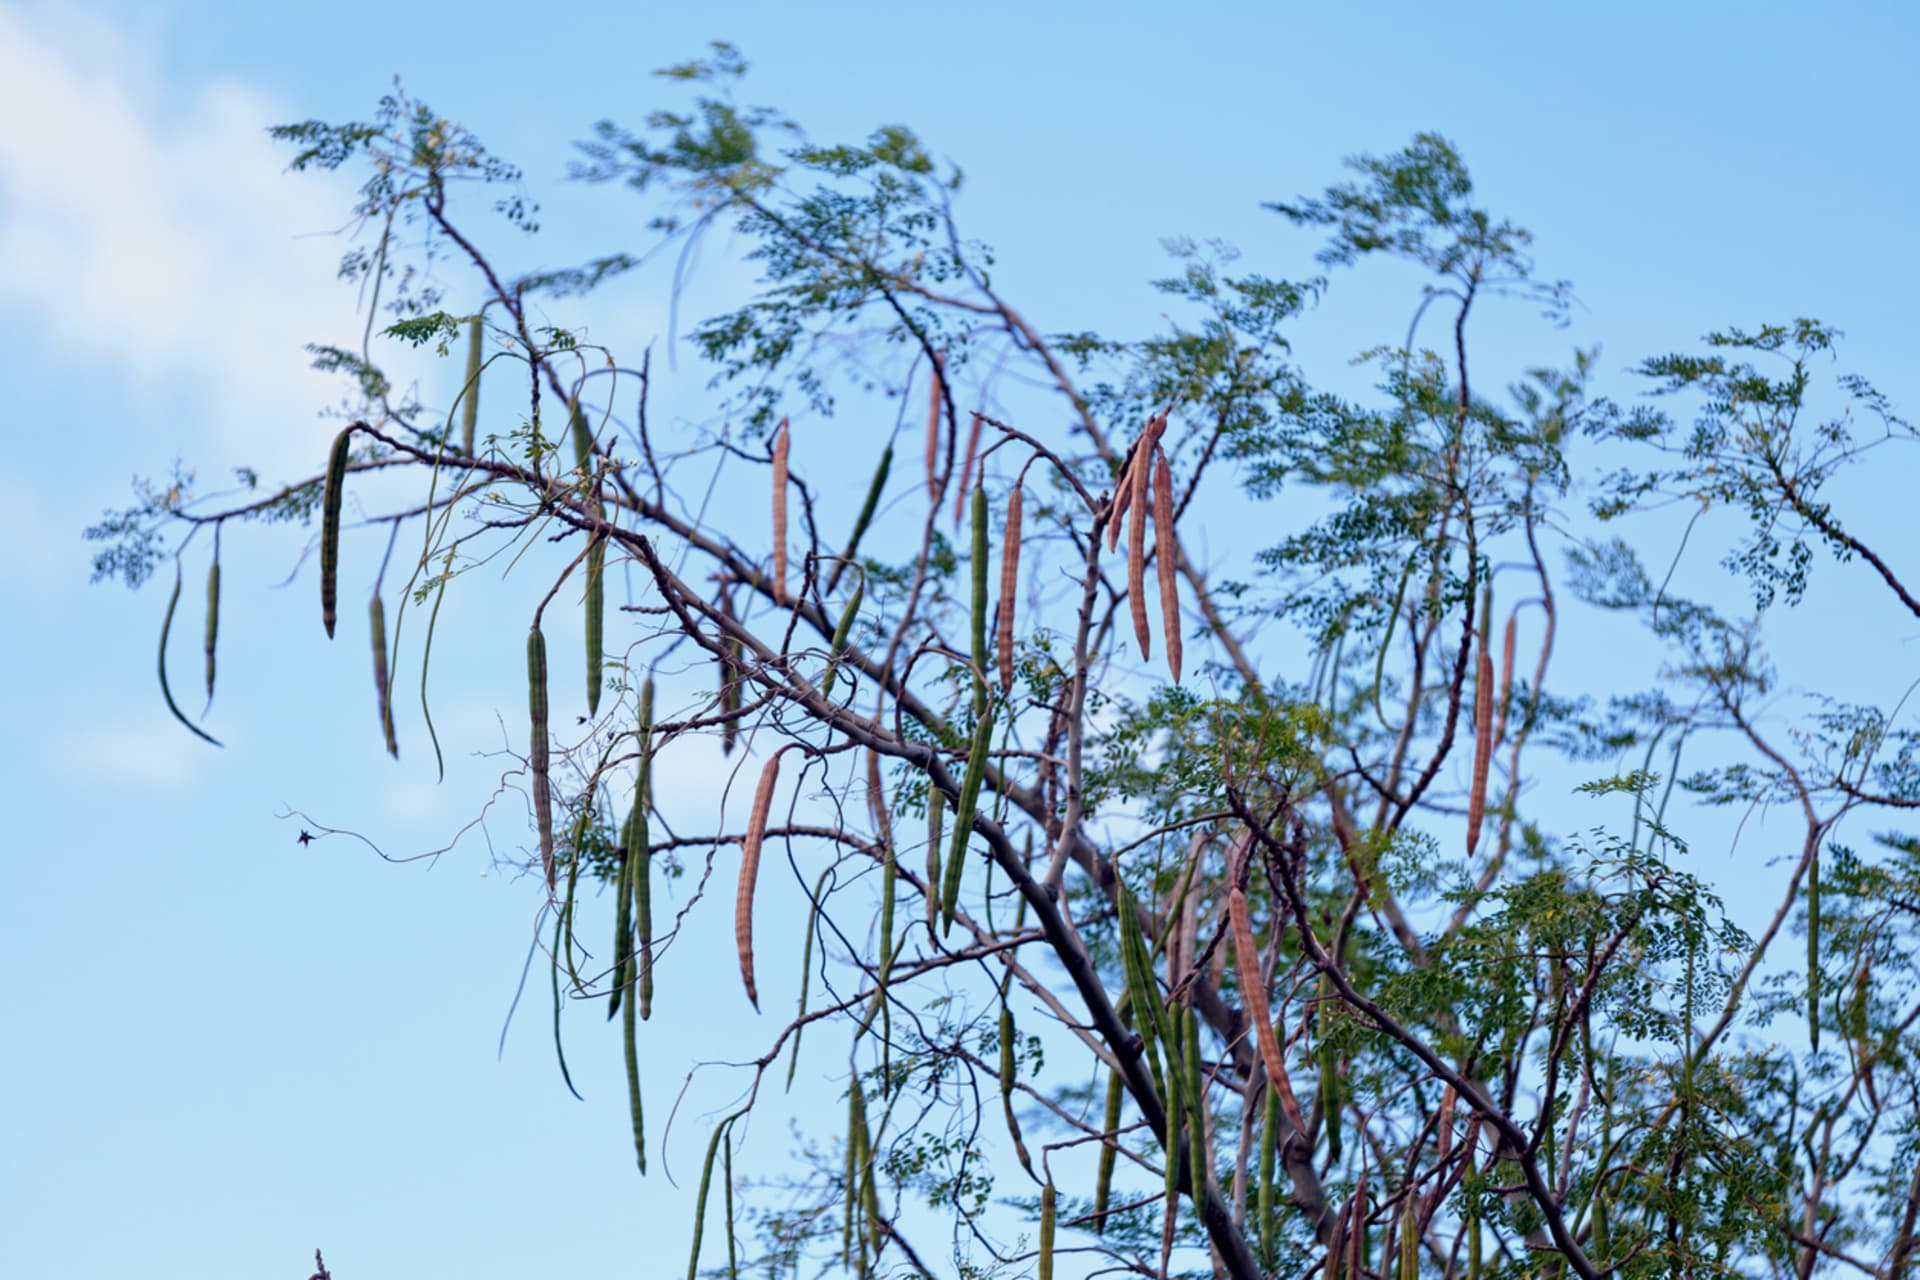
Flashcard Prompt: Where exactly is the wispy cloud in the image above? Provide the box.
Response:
[0,3,369,476]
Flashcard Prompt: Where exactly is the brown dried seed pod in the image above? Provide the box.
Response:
[1152,446,1182,683]
[770,418,790,606]
[1107,408,1166,551]
[953,411,984,529]
[925,352,946,502]
[1127,435,1154,663]
[996,483,1023,696]
[1495,612,1517,746]
[1228,887,1307,1139]
[1467,616,1495,857]
[736,750,781,1010]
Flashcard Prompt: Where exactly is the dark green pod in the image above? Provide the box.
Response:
[460,314,482,455]
[819,574,865,702]
[1039,1179,1057,1280]
[969,479,989,710]
[157,563,222,748]
[1808,849,1821,1054]
[202,557,220,709]
[941,705,993,936]
[528,627,554,889]
[320,427,351,638]
[369,594,398,758]
[688,1121,729,1280]
[1094,1065,1122,1233]
[630,678,655,1018]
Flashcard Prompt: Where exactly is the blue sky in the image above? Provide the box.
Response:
[3,3,1917,1278]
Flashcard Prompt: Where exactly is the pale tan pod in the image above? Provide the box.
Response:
[1152,446,1182,682]
[1467,629,1494,856]
[1228,887,1307,1138]
[1126,431,1154,663]
[996,484,1023,696]
[737,751,782,1010]
[770,418,790,606]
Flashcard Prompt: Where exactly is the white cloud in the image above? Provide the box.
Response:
[0,3,369,474]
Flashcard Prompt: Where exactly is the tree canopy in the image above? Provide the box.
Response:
[91,47,1920,1280]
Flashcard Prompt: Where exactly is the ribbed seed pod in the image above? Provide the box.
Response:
[610,811,634,1023]
[1319,972,1343,1161]
[925,796,943,930]
[1495,612,1517,745]
[1183,1001,1207,1227]
[687,1122,729,1280]
[527,627,554,888]
[737,751,781,1009]
[943,708,993,937]
[770,418,790,606]
[1094,1065,1122,1234]
[1228,887,1306,1137]
[1108,409,1165,552]
[998,997,1033,1172]
[319,427,352,638]
[630,678,656,1018]
[202,557,220,709]
[570,401,606,717]
[1399,1195,1417,1280]
[1152,446,1182,682]
[1350,1170,1368,1280]
[369,594,398,758]
[158,563,223,748]
[784,865,836,1091]
[621,860,647,1174]
[997,484,1023,696]
[925,352,946,503]
[969,478,989,700]
[717,587,740,756]
[1038,1180,1056,1280]
[1126,421,1159,660]
[460,314,482,455]
[820,574,865,702]
[1466,594,1495,856]
[953,411,984,529]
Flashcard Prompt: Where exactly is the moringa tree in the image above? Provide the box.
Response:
[89,47,1920,1280]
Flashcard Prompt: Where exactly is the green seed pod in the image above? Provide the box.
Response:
[723,1132,738,1280]
[998,997,1033,1173]
[548,905,582,1100]
[925,795,943,931]
[1039,1179,1056,1280]
[688,1121,729,1280]
[941,704,994,936]
[828,444,892,595]
[1094,1065,1122,1234]
[460,314,482,455]
[630,678,655,1018]
[1183,1002,1207,1227]
[319,427,352,638]
[785,866,836,1091]
[527,626,555,889]
[969,478,989,711]
[819,572,865,702]
[622,928,646,1174]
[157,563,222,748]
[1399,1194,1417,1280]
[369,594,398,758]
[1259,1083,1278,1271]
[1808,849,1821,1053]
[609,822,634,1023]
[202,556,220,710]
[1320,973,1343,1162]
[585,538,605,717]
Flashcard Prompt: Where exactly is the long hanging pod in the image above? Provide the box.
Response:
[1152,446,1183,682]
[1227,887,1306,1137]
[157,562,223,747]
[925,796,943,931]
[570,399,606,717]
[459,313,482,455]
[687,1119,734,1280]
[630,678,655,1018]
[1466,585,1495,855]
[1494,610,1517,745]
[202,552,220,712]
[924,351,946,503]
[1258,1084,1279,1272]
[997,482,1023,696]
[527,626,555,889]
[819,571,865,702]
[319,426,353,638]
[770,417,790,606]
[1808,847,1821,1053]
[736,750,781,1009]
[369,593,399,758]
[1093,1064,1123,1234]
[1126,431,1154,662]
[1038,1178,1057,1280]
[828,445,892,595]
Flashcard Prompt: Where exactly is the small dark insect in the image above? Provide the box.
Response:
[297,830,315,846]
